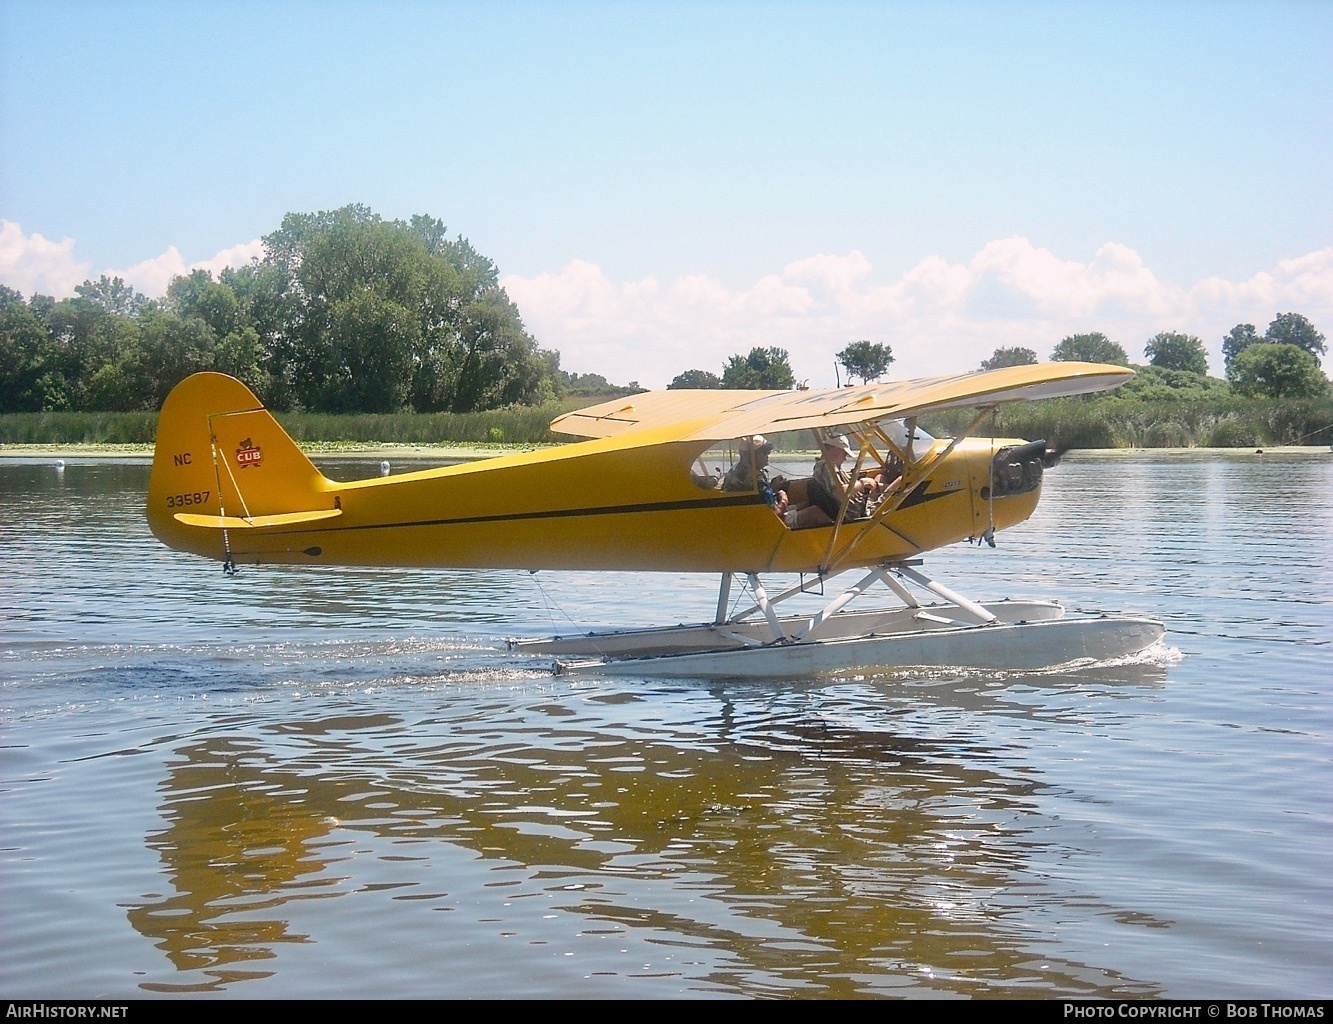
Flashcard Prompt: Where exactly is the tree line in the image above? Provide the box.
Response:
[667,318,1328,402]
[3,203,1327,416]
[977,315,1328,399]
[668,340,895,390]
[0,205,568,415]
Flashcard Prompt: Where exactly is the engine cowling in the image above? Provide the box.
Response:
[981,439,1048,499]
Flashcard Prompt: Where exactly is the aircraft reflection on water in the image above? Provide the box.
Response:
[125,680,1166,997]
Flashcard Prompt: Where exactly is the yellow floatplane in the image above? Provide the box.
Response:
[147,363,1164,677]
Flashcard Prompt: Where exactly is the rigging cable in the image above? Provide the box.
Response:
[525,570,616,661]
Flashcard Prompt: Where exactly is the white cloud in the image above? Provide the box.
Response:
[1189,249,1333,320]
[0,221,263,300]
[107,246,192,299]
[109,238,264,298]
[0,221,91,297]
[4,220,1329,385]
[504,241,1333,387]
[192,238,265,278]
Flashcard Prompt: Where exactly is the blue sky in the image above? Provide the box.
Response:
[2,1,1330,386]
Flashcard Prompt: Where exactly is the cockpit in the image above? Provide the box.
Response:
[689,419,934,529]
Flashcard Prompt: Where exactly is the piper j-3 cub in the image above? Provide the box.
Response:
[146,363,1164,678]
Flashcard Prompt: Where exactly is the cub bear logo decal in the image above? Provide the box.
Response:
[235,438,263,469]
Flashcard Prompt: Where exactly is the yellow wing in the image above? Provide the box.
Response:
[551,362,1133,441]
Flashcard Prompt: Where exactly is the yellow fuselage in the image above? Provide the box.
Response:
[146,373,1041,575]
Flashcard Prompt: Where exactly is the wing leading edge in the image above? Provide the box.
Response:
[551,362,1133,442]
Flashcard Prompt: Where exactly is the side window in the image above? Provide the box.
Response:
[689,442,735,491]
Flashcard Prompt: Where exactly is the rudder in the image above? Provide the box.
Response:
[147,373,332,561]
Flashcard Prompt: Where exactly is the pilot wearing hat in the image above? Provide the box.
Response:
[808,433,885,522]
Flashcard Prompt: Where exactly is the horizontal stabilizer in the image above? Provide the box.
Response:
[173,508,343,530]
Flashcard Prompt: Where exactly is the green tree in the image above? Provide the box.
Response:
[449,288,553,412]
[721,347,795,389]
[561,371,613,395]
[668,368,722,389]
[557,371,637,398]
[161,269,266,394]
[0,294,51,411]
[83,310,217,411]
[165,269,241,338]
[1050,333,1129,365]
[257,204,555,413]
[213,326,263,387]
[1229,343,1328,399]
[836,340,893,384]
[288,214,427,411]
[1144,332,1209,375]
[2,293,72,411]
[1108,364,1229,401]
[1,206,558,415]
[1264,313,1326,361]
[75,275,148,318]
[219,261,299,408]
[1222,323,1262,372]
[81,324,147,411]
[317,291,420,413]
[980,346,1037,371]
[40,291,133,410]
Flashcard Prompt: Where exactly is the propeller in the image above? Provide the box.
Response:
[1042,444,1070,468]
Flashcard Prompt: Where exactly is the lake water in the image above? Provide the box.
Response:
[1,451,1330,998]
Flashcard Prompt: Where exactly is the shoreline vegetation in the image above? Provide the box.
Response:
[3,394,1330,456]
[6,203,1328,467]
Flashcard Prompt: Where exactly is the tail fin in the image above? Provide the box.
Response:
[147,373,335,561]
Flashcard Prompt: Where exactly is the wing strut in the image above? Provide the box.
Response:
[819,405,1001,575]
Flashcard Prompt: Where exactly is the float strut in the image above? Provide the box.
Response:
[895,565,996,625]
[714,573,732,625]
[795,564,895,643]
[746,574,788,643]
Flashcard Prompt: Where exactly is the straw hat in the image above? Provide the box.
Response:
[741,434,774,453]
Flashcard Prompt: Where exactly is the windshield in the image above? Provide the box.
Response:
[880,419,935,451]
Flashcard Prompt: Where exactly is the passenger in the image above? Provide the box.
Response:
[721,435,789,514]
[804,434,892,524]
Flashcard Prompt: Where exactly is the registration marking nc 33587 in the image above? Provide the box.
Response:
[165,490,210,509]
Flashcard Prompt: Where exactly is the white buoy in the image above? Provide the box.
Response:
[380,460,391,475]
[54,459,65,472]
